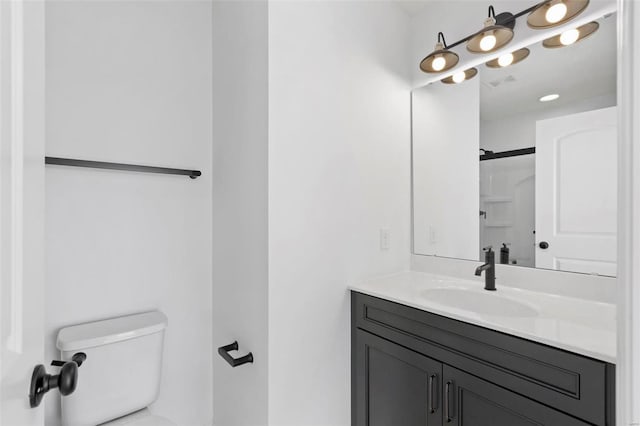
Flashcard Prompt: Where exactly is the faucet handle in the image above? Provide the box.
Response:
[482,246,493,252]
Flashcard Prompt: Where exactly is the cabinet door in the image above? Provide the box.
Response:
[442,365,591,426]
[353,330,442,426]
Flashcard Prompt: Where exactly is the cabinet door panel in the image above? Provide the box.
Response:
[353,330,442,426]
[443,365,591,426]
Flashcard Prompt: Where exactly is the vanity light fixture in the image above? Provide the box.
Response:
[542,21,599,47]
[527,0,589,29]
[420,32,459,73]
[539,93,560,102]
[485,48,530,68]
[467,6,515,54]
[441,68,478,85]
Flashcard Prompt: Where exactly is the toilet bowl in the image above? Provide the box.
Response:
[101,408,175,426]
[57,311,175,426]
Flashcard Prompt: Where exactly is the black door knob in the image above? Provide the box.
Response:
[539,241,549,249]
[58,362,79,396]
[29,353,86,408]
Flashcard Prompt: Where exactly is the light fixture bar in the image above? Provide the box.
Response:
[441,4,539,51]
[417,1,615,86]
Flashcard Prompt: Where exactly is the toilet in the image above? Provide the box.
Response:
[56,311,175,426]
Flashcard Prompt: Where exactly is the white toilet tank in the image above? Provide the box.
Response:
[57,311,168,426]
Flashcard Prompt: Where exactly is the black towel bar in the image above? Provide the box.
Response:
[218,341,253,367]
[45,157,201,179]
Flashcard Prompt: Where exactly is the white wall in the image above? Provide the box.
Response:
[45,2,213,425]
[268,2,411,425]
[212,1,269,425]
[412,80,480,260]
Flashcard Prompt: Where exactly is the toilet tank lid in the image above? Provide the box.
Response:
[57,311,168,351]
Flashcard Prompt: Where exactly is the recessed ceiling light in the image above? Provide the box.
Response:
[539,93,560,102]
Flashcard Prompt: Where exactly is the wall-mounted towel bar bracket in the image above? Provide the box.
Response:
[218,341,253,367]
[45,157,202,179]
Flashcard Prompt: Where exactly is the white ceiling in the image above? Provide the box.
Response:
[393,0,432,16]
[394,0,535,17]
[479,12,617,121]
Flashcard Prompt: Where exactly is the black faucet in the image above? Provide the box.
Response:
[475,246,496,291]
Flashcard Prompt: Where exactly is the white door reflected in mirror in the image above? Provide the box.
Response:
[535,107,617,276]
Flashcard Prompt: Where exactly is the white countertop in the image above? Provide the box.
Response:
[350,271,616,363]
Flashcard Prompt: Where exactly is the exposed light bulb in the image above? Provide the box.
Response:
[479,33,497,51]
[545,2,568,23]
[432,56,446,71]
[560,28,580,45]
[539,93,560,102]
[498,53,514,67]
[452,71,466,84]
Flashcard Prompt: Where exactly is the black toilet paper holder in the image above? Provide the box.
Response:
[218,341,253,367]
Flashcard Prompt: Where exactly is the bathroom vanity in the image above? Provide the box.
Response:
[351,1,619,425]
[374,2,621,424]
[350,273,615,426]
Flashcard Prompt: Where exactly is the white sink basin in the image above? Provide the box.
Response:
[421,288,539,318]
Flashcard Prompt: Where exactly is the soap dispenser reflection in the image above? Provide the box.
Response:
[500,243,510,265]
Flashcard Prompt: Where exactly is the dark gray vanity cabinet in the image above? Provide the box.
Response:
[441,365,591,426]
[354,330,443,426]
[351,291,615,426]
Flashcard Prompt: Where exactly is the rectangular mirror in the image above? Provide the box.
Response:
[412,10,617,276]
